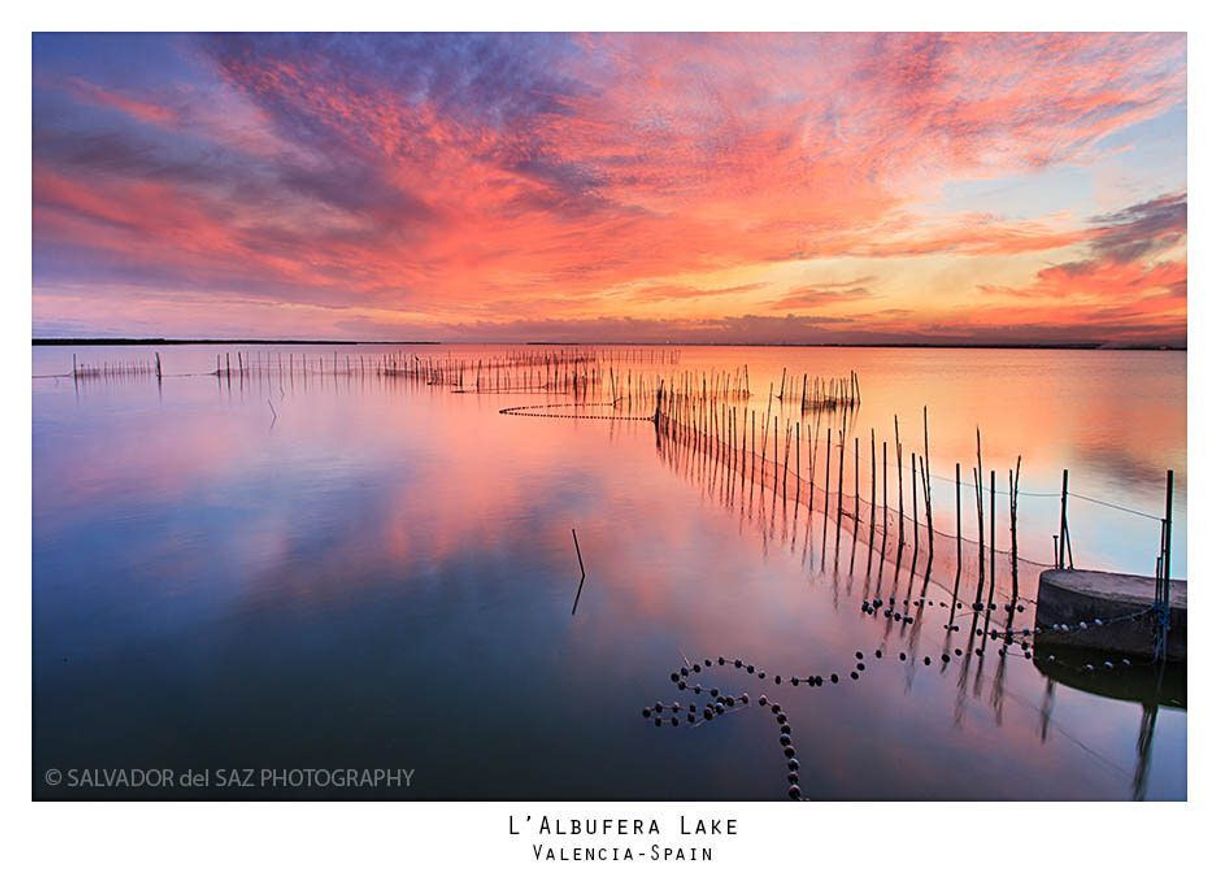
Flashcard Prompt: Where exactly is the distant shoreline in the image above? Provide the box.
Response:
[31,338,1186,351]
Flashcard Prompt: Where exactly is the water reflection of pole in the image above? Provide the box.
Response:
[1133,701,1158,801]
[1134,650,1169,800]
[1038,677,1056,743]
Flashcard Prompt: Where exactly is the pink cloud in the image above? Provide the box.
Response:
[33,33,1187,344]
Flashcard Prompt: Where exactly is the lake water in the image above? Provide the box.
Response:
[32,345,1186,800]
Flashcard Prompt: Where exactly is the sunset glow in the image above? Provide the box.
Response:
[32,33,1186,345]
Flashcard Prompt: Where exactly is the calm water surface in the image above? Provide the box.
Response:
[32,345,1186,800]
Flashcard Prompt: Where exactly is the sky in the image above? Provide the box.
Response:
[32,33,1186,345]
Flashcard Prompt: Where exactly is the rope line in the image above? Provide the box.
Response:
[499,400,655,422]
[1067,492,1163,521]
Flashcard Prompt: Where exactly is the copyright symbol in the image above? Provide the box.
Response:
[44,768,62,786]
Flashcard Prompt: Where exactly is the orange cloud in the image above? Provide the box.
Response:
[33,34,1187,344]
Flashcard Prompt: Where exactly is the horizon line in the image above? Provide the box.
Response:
[31,337,1187,351]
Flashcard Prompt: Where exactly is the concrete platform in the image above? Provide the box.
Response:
[1034,568,1186,662]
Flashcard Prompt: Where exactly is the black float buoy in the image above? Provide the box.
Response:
[740,693,749,704]
[899,652,907,661]
[703,708,714,720]
[850,671,859,679]
[924,657,931,665]
[654,717,662,726]
[671,672,680,682]
[642,708,651,718]
[779,734,791,746]
[856,662,865,672]
[787,785,801,800]
[830,673,839,683]
[671,716,679,726]
[875,649,883,659]
[787,758,800,771]
[783,746,796,758]
[758,695,768,706]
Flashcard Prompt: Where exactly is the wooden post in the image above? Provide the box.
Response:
[751,410,757,484]
[1058,469,1069,570]
[821,427,831,555]
[571,528,586,579]
[975,429,985,592]
[853,436,860,536]
[834,428,845,558]
[881,440,888,543]
[794,422,802,508]
[922,406,932,554]
[773,416,781,497]
[1009,457,1021,599]
[869,430,877,544]
[989,469,996,603]
[920,455,933,564]
[1163,469,1174,594]
[955,462,962,583]
[895,415,904,546]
